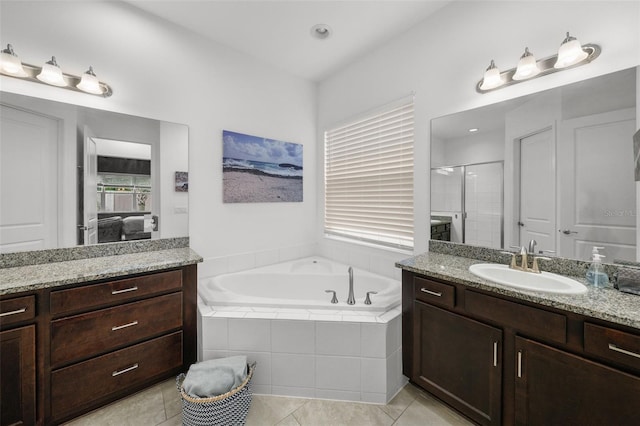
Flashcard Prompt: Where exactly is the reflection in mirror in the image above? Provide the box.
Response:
[431,67,637,262]
[0,92,188,254]
[95,139,154,244]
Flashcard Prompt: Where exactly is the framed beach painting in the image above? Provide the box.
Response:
[222,130,303,203]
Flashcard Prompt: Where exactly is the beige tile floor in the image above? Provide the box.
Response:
[64,379,473,426]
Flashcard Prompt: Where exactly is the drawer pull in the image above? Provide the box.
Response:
[420,288,442,297]
[517,350,523,378]
[111,321,138,331]
[493,341,498,367]
[0,307,27,317]
[112,363,139,377]
[111,286,138,295]
[609,343,640,360]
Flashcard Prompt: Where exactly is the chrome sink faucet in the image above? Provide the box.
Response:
[528,239,537,255]
[347,266,356,305]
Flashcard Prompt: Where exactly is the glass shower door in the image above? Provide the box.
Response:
[464,162,503,249]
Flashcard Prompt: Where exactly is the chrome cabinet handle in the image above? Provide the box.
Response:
[493,341,498,367]
[609,343,640,359]
[560,229,578,235]
[517,350,523,378]
[111,320,138,331]
[0,307,27,317]
[112,363,139,377]
[111,286,138,295]
[420,288,442,297]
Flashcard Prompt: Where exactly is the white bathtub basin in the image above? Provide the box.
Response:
[468,263,588,294]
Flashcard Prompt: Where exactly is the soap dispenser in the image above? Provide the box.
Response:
[586,246,609,288]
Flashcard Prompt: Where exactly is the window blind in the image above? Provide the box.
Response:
[324,99,414,249]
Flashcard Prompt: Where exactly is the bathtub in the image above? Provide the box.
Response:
[198,256,401,313]
[197,256,405,404]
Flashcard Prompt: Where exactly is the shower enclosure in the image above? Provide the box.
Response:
[431,161,504,249]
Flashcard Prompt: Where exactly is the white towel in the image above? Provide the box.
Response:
[182,356,247,398]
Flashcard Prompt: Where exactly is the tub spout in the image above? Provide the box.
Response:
[347,267,355,305]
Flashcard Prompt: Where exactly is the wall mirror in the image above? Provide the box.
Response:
[431,67,637,262]
[0,91,189,253]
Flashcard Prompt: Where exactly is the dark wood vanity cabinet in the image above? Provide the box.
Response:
[413,302,502,425]
[0,295,37,426]
[514,337,640,425]
[402,270,640,426]
[0,264,198,425]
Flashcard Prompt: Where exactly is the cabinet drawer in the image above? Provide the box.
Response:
[0,295,36,327]
[465,290,567,344]
[51,331,183,421]
[50,269,182,316]
[50,292,182,367]
[584,323,640,372]
[414,277,455,308]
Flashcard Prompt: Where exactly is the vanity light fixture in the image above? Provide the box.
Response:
[0,43,113,97]
[476,32,600,94]
[468,128,479,133]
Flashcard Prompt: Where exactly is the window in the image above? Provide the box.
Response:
[324,98,414,250]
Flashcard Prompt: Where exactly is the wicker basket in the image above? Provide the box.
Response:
[177,363,255,426]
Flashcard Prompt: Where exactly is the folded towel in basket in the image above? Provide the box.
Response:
[615,267,640,296]
[182,355,248,398]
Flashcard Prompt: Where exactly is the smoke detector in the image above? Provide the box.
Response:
[310,24,332,40]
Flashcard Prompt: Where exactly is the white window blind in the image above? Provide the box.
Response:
[324,99,414,250]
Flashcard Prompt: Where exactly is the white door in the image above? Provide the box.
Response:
[83,127,98,245]
[0,105,59,252]
[519,128,556,253]
[558,108,636,261]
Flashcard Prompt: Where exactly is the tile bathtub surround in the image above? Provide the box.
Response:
[63,377,472,426]
[0,237,190,268]
[199,303,405,404]
[397,251,640,330]
[198,239,408,282]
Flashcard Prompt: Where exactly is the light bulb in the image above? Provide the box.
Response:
[554,32,588,69]
[513,47,541,80]
[77,66,104,94]
[36,56,67,87]
[0,44,27,77]
[479,60,504,90]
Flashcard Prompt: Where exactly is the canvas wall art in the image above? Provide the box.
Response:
[223,130,303,203]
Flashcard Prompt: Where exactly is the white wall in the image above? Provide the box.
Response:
[318,0,640,260]
[0,1,317,275]
[160,122,189,239]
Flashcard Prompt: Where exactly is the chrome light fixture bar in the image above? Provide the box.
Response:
[476,33,600,94]
[0,44,113,97]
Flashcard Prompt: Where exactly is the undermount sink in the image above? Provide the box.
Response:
[469,263,588,295]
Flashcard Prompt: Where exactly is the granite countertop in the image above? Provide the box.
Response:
[397,251,640,330]
[0,247,203,296]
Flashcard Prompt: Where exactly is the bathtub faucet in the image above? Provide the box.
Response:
[347,267,355,305]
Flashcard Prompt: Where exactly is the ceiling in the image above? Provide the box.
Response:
[127,0,451,82]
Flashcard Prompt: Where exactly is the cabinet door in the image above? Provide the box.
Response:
[413,302,502,425]
[515,336,640,425]
[0,325,36,426]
